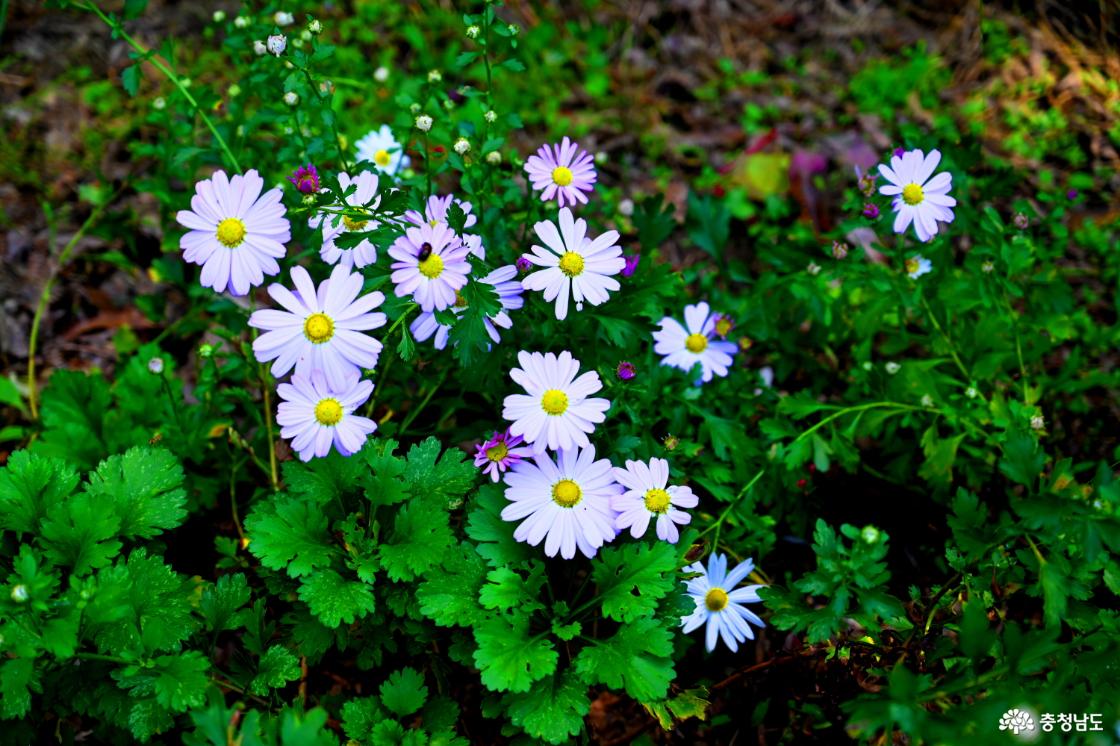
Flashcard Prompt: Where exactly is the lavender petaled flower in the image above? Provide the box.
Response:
[616,361,636,381]
[289,163,320,194]
[473,429,534,483]
[523,136,597,208]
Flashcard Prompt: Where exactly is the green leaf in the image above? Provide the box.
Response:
[472,616,557,693]
[380,667,429,717]
[34,369,111,469]
[122,0,149,19]
[999,430,1046,487]
[39,492,122,575]
[466,483,533,566]
[573,616,674,702]
[199,573,251,632]
[479,564,545,615]
[403,436,477,503]
[645,687,710,729]
[341,697,386,742]
[591,542,679,622]
[245,496,336,578]
[250,646,301,695]
[918,425,964,488]
[87,550,197,655]
[0,658,38,719]
[502,670,588,744]
[417,542,488,627]
[83,447,187,539]
[298,569,375,628]
[449,278,502,367]
[0,450,80,534]
[113,651,210,713]
[363,439,411,507]
[121,64,141,96]
[283,451,365,506]
[633,197,677,251]
[380,491,455,582]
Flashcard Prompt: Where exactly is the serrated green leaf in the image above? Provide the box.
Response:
[999,430,1046,487]
[417,542,488,627]
[502,670,588,744]
[0,658,38,719]
[380,667,428,717]
[83,447,186,539]
[113,651,210,713]
[473,616,557,693]
[245,496,336,578]
[591,542,678,622]
[39,492,121,575]
[466,483,533,566]
[574,616,674,702]
[87,550,197,655]
[251,646,301,695]
[298,569,375,628]
[199,573,251,632]
[283,451,365,506]
[380,491,455,582]
[0,450,80,534]
[403,437,476,503]
[479,564,545,615]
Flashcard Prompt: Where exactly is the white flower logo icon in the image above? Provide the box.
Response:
[999,709,1035,736]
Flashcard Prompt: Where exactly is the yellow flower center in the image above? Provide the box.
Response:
[905,258,920,275]
[705,587,729,612]
[558,251,584,277]
[429,218,439,227]
[901,183,924,206]
[373,149,392,167]
[644,488,671,514]
[541,389,569,415]
[216,217,247,248]
[343,215,368,232]
[552,479,582,508]
[418,253,444,279]
[314,398,343,426]
[685,333,708,353]
[303,312,335,344]
[454,291,468,308]
[714,318,732,337]
[486,442,509,463]
[552,166,574,186]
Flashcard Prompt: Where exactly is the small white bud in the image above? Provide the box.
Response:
[594,151,607,164]
[618,198,634,217]
[374,66,390,82]
[442,98,455,111]
[267,34,287,56]
[1030,415,1045,431]
[453,137,470,155]
[147,358,165,375]
[485,151,501,165]
[885,361,900,375]
[965,386,979,399]
[428,69,442,83]
[10,584,28,603]
[283,91,299,106]
[981,260,994,273]
[152,96,166,110]
[466,25,480,38]
[233,15,249,28]
[274,11,294,26]
[920,394,934,408]
[409,102,421,114]
[308,19,322,34]
[484,109,497,123]
[507,23,519,35]
[807,262,821,276]
[253,39,267,56]
[212,10,226,23]
[415,115,433,132]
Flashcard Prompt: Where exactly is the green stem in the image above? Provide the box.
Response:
[400,366,449,433]
[75,652,134,665]
[300,67,347,170]
[81,1,241,173]
[27,192,119,419]
[919,294,972,385]
[365,304,417,417]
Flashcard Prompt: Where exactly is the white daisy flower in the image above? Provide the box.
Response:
[410,265,524,350]
[248,264,387,391]
[611,458,698,544]
[502,350,610,454]
[500,444,621,559]
[521,207,624,321]
[653,302,738,384]
[355,124,410,176]
[310,170,381,269]
[905,254,932,279]
[681,553,766,653]
[387,222,472,312]
[175,169,291,296]
[878,148,956,242]
[277,371,376,461]
[405,193,485,259]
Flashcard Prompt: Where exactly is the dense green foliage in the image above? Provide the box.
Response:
[3,1,1120,744]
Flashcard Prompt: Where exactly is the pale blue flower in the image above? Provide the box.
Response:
[681,552,765,652]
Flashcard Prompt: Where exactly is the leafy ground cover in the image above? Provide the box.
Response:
[1,1,1119,744]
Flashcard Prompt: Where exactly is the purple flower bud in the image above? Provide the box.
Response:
[515,255,532,272]
[288,163,320,194]
[621,253,640,278]
[1067,189,1078,200]
[893,147,905,158]
[862,203,880,219]
[616,361,636,381]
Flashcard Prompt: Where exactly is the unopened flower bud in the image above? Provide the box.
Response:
[283,91,299,106]
[860,525,881,544]
[253,39,267,55]
[274,11,294,26]
[832,240,849,260]
[375,66,390,82]
[1013,212,1029,230]
[1030,415,1045,431]
[308,19,322,34]
[616,361,636,381]
[485,151,501,165]
[981,260,995,273]
[10,585,28,603]
[213,10,226,23]
[267,34,286,56]
[807,262,821,276]
[885,361,900,375]
[484,109,497,123]
[428,69,442,83]
[152,96,166,110]
[148,358,165,375]
[453,137,471,155]
[234,15,249,28]
[466,25,480,38]
[415,115,433,132]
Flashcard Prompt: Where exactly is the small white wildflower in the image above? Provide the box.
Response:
[507,23,519,35]
[920,394,934,407]
[1030,415,1045,431]
[152,96,166,110]
[374,66,389,82]
[453,137,471,155]
[860,525,881,544]
[428,69,442,83]
[466,25,480,38]
[415,115,433,132]
[253,39,267,55]
[807,262,821,276]
[308,19,322,34]
[267,34,287,56]
[10,585,28,603]
[595,151,607,164]
[885,361,900,375]
[213,10,226,23]
[965,386,979,399]
[274,11,294,26]
[486,151,501,165]
[148,358,165,375]
[981,260,994,273]
[619,198,634,217]
[283,91,299,106]
[234,15,249,28]
[484,109,497,123]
